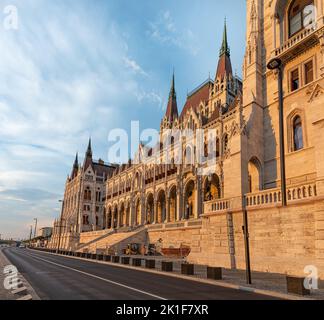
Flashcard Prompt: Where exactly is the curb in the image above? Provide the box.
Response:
[28,249,312,300]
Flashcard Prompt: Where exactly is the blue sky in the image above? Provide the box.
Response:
[0,0,246,239]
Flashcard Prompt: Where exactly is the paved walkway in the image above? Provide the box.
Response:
[124,254,324,300]
[0,247,16,300]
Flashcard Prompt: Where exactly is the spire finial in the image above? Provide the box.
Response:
[164,70,178,124]
[170,69,176,98]
[220,18,230,57]
[74,152,79,167]
[86,137,92,157]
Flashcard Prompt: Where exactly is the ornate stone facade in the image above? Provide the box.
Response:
[50,1,324,278]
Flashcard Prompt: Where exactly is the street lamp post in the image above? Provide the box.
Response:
[33,218,38,238]
[56,200,65,254]
[29,225,33,247]
[267,58,287,207]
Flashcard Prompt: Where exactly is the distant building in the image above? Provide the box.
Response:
[37,227,53,238]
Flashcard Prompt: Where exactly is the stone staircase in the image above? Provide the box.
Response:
[78,227,148,254]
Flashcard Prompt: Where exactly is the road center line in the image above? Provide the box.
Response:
[22,251,167,300]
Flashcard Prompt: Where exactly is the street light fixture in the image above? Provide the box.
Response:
[56,199,65,254]
[267,57,287,207]
[33,218,38,239]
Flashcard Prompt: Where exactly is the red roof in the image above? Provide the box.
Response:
[180,80,212,120]
[216,54,233,81]
[165,95,178,123]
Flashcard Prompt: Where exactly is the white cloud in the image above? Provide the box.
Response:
[123,57,148,76]
[147,10,199,56]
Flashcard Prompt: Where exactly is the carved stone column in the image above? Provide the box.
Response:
[317,29,324,78]
[176,181,183,221]
[153,199,158,224]
[130,199,135,227]
[194,179,199,219]
[116,207,120,229]
[141,195,145,225]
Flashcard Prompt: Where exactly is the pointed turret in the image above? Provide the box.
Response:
[74,152,79,167]
[86,138,92,158]
[219,19,230,57]
[216,20,233,81]
[164,72,179,124]
[83,138,93,170]
[70,152,79,179]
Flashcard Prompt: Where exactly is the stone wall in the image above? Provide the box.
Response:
[148,199,324,278]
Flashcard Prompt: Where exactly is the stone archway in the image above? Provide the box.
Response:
[125,202,131,226]
[135,198,141,225]
[204,174,221,201]
[248,157,262,193]
[157,190,166,223]
[184,180,195,220]
[119,203,125,227]
[113,205,118,228]
[107,207,112,229]
[146,193,154,224]
[103,208,107,230]
[168,186,177,222]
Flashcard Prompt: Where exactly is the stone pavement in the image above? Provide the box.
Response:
[0,247,16,300]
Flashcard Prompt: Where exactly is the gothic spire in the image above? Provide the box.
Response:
[73,152,79,168]
[164,71,179,124]
[219,19,230,57]
[86,138,92,158]
[71,152,79,179]
[170,71,176,99]
[215,19,233,81]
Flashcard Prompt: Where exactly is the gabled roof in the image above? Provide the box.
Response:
[180,80,212,120]
[216,54,233,82]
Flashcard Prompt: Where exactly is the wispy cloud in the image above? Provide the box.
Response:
[123,57,148,76]
[147,10,199,56]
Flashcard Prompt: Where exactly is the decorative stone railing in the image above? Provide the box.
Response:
[245,183,317,208]
[273,26,319,63]
[203,183,318,213]
[204,198,231,212]
[146,219,202,231]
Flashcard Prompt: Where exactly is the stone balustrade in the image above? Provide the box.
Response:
[245,183,317,209]
[147,219,202,231]
[203,182,318,214]
[204,198,231,213]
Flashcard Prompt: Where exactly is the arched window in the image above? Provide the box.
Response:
[216,138,220,158]
[293,116,304,151]
[248,158,262,193]
[288,0,315,38]
[185,146,193,166]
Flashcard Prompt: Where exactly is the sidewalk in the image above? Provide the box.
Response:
[0,248,16,300]
[123,255,324,300]
[0,248,39,300]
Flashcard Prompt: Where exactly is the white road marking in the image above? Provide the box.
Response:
[22,251,167,300]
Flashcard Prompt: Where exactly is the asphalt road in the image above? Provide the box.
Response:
[3,247,280,300]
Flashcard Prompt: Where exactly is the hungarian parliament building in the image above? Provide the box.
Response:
[50,0,324,279]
